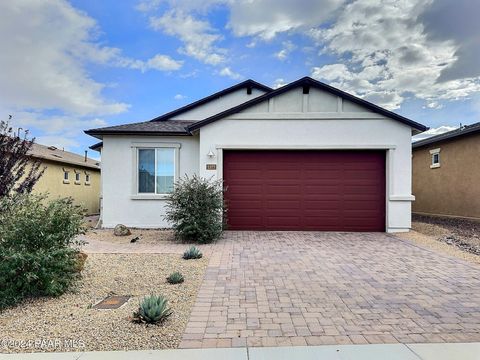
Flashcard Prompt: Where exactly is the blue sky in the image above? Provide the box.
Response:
[1,0,479,156]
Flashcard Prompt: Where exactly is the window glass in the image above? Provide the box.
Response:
[75,173,80,181]
[64,171,69,180]
[138,149,155,193]
[432,153,440,165]
[86,174,90,182]
[156,148,175,194]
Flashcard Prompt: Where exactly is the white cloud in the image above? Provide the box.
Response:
[149,10,226,65]
[0,0,183,118]
[309,0,480,109]
[6,111,107,151]
[174,94,186,100]
[118,54,183,72]
[0,0,129,116]
[274,41,296,61]
[413,125,458,142]
[273,78,287,89]
[0,0,188,151]
[228,0,345,40]
[219,67,242,80]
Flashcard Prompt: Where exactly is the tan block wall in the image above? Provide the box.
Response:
[412,133,480,219]
[32,160,101,215]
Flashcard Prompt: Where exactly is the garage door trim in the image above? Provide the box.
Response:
[222,149,387,232]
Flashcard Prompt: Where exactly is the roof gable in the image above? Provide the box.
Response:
[150,79,272,122]
[187,77,427,132]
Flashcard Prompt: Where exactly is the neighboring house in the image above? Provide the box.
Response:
[28,143,101,215]
[85,77,426,232]
[412,122,480,220]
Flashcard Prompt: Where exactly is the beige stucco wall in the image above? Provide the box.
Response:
[31,159,101,215]
[412,133,480,219]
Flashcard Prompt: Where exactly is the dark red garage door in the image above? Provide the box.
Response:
[223,150,385,231]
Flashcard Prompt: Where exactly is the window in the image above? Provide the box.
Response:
[138,148,175,194]
[63,168,70,184]
[429,148,441,168]
[85,174,90,183]
[74,172,81,184]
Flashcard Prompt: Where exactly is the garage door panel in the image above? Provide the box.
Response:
[228,184,263,194]
[304,200,341,209]
[266,216,302,227]
[304,185,342,194]
[226,169,262,178]
[304,170,342,179]
[264,185,300,194]
[265,200,301,209]
[223,150,385,231]
[303,217,341,228]
[227,200,263,209]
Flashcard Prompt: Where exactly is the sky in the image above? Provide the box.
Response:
[1,0,479,156]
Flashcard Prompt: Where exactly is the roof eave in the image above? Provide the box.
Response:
[413,126,480,148]
[84,130,192,137]
[187,77,428,132]
[31,154,100,170]
[89,141,103,152]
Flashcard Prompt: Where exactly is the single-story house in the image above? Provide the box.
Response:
[85,76,427,232]
[28,143,101,214]
[412,122,480,220]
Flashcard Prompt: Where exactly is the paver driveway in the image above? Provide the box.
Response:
[180,232,480,348]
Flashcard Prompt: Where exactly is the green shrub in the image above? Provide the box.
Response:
[165,175,225,244]
[166,271,184,284]
[183,246,202,260]
[0,194,86,310]
[133,295,172,324]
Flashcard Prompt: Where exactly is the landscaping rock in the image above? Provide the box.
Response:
[114,224,131,236]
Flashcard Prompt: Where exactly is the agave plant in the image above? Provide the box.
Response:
[183,246,203,260]
[166,271,185,284]
[133,295,172,324]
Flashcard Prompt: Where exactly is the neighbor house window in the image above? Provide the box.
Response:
[430,148,441,168]
[63,168,70,184]
[74,171,81,184]
[138,148,175,194]
[85,173,91,185]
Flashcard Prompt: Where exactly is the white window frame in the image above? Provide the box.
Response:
[429,148,441,168]
[85,171,91,185]
[131,142,180,200]
[62,168,70,184]
[74,170,81,185]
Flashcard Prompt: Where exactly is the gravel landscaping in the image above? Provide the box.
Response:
[0,253,208,353]
[395,214,480,265]
[84,228,176,245]
[412,213,480,254]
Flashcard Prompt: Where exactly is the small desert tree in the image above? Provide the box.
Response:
[0,119,45,197]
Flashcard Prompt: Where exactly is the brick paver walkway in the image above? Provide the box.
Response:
[180,231,480,348]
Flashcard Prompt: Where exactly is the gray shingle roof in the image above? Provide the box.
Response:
[85,120,195,138]
[28,143,100,170]
[413,122,480,148]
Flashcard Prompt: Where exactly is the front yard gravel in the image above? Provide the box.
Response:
[0,253,208,353]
